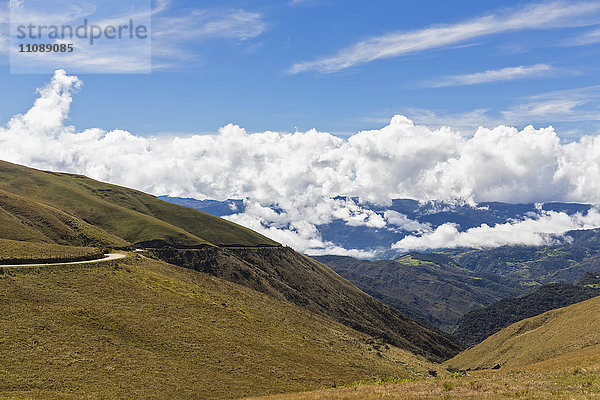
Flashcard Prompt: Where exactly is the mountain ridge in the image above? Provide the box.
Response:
[0,160,278,248]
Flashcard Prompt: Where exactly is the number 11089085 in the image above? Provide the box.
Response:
[19,43,74,53]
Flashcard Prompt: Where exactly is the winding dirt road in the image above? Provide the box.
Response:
[0,252,127,268]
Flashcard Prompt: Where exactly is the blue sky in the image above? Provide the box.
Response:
[1,0,600,137]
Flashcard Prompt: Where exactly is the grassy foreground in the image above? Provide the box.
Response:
[243,367,600,399]
[0,254,439,400]
[248,344,600,399]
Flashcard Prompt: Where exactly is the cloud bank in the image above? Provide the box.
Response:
[393,208,600,252]
[3,70,600,255]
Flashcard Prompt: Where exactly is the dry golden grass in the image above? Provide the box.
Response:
[0,255,440,400]
[446,295,600,370]
[248,295,600,400]
[244,368,600,399]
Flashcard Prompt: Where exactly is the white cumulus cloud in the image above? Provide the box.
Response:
[392,208,600,252]
[4,70,600,255]
[384,211,432,233]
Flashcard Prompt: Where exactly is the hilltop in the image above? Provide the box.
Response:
[0,160,277,248]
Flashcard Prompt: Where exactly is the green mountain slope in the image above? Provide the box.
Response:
[446,295,600,370]
[576,270,600,287]
[313,253,523,332]
[0,255,441,400]
[551,253,600,283]
[0,160,277,247]
[454,282,600,346]
[152,247,463,362]
[0,188,130,248]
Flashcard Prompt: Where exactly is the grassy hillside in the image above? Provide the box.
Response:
[248,295,600,400]
[0,188,130,248]
[454,282,600,346]
[0,238,103,264]
[314,253,523,332]
[0,255,442,400]
[446,295,600,371]
[150,247,463,362]
[0,160,277,247]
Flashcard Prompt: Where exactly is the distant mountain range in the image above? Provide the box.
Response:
[159,196,593,255]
